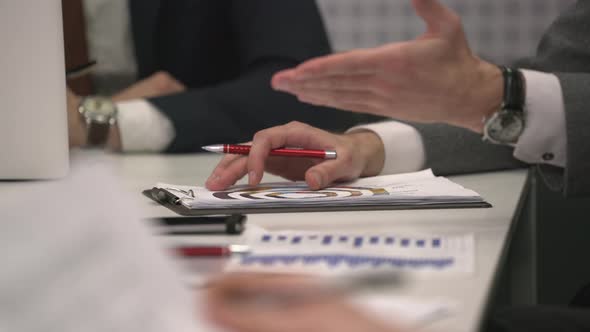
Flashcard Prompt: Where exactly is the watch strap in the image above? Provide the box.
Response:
[86,121,111,147]
[500,66,525,112]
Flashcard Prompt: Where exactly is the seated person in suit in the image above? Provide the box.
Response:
[65,0,363,152]
[206,0,589,198]
[204,1,590,331]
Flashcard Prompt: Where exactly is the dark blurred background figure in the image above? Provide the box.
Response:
[62,0,364,152]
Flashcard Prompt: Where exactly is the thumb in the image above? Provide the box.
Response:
[304,161,358,190]
[412,0,462,37]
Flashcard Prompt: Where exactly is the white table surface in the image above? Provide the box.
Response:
[106,152,528,332]
[0,152,528,332]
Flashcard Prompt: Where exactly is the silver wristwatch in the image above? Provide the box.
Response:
[78,96,118,147]
[483,67,526,146]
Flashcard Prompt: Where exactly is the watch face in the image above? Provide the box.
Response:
[485,110,525,144]
[80,97,117,124]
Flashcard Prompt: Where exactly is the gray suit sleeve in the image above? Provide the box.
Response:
[412,0,590,197]
[410,123,526,176]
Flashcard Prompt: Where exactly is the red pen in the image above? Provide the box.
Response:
[174,244,250,257]
[202,144,337,159]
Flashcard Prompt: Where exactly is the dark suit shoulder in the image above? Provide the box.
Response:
[229,0,332,65]
[518,0,590,72]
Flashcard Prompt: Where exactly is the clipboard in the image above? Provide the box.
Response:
[143,187,492,216]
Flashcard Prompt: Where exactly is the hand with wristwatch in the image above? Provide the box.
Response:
[66,71,185,150]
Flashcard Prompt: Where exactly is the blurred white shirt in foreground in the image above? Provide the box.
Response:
[0,155,218,332]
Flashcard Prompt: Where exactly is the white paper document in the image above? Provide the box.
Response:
[225,230,475,276]
[154,169,489,210]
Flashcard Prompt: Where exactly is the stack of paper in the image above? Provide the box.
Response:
[154,169,489,210]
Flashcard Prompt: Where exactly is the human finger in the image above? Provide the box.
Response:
[246,122,340,186]
[263,156,317,182]
[297,93,389,118]
[271,68,299,92]
[412,0,463,38]
[149,71,186,93]
[303,152,360,190]
[294,74,388,95]
[294,87,386,112]
[205,155,248,191]
[284,49,380,83]
[208,155,314,190]
[246,127,289,186]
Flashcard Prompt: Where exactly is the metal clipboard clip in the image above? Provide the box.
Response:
[151,187,195,205]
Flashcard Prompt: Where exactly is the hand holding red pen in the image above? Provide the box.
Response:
[205,121,385,191]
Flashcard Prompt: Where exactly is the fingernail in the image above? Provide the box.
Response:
[309,172,323,189]
[248,171,258,185]
[207,174,220,184]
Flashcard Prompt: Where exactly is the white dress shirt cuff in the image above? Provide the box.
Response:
[514,70,567,168]
[347,121,425,175]
[116,99,176,152]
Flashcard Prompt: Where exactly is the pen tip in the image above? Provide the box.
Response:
[202,145,223,153]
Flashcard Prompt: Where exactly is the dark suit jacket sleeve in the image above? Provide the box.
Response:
[410,0,590,197]
[538,73,590,197]
[515,1,590,197]
[147,0,362,153]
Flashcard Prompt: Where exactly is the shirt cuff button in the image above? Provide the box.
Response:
[542,153,554,161]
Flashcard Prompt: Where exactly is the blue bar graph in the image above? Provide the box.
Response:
[244,233,467,273]
[260,234,448,251]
